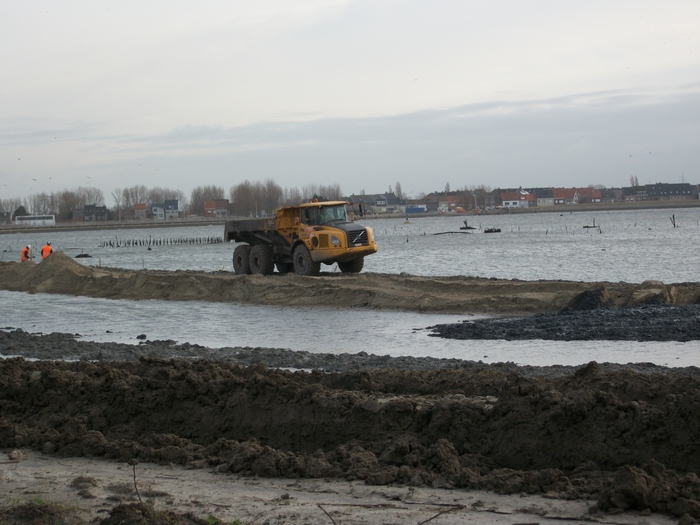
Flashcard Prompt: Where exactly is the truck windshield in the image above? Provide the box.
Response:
[318,205,347,224]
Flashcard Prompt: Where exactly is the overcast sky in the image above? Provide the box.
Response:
[2,0,699,206]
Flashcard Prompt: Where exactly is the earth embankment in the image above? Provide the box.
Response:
[2,346,700,518]
[2,252,700,314]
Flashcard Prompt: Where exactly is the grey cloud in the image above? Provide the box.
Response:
[13,88,698,196]
[138,89,699,191]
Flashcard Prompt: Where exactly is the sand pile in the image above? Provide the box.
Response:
[2,252,699,314]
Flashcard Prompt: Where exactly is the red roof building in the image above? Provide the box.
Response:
[204,199,229,219]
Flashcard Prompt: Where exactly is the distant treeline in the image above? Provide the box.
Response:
[1,180,343,221]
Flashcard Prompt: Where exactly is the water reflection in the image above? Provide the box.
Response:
[2,290,698,368]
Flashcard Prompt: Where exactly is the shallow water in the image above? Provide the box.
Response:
[2,290,698,368]
[2,207,699,367]
[2,207,699,282]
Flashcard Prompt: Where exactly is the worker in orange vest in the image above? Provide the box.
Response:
[41,241,53,259]
[21,245,32,262]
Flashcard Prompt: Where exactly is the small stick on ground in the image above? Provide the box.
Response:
[129,459,143,504]
[317,504,338,525]
[417,505,464,524]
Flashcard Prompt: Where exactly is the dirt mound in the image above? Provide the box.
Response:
[100,503,209,525]
[3,253,700,314]
[0,501,212,525]
[0,501,86,525]
[428,304,700,341]
[2,357,700,517]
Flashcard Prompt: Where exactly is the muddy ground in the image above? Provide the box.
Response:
[429,304,700,342]
[3,254,700,522]
[3,453,661,525]
[3,252,700,314]
[2,330,700,521]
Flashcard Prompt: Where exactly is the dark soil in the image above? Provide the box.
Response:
[3,330,700,519]
[0,501,86,525]
[428,304,700,342]
[0,502,210,525]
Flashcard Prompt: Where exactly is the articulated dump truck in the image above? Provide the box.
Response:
[223,201,378,276]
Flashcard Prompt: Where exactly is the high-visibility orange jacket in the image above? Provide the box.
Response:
[21,247,31,262]
[41,244,53,259]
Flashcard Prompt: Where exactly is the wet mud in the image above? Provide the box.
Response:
[2,331,700,519]
[429,304,700,342]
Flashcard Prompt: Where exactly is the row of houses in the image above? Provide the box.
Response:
[499,183,696,209]
[499,187,604,208]
[346,182,699,214]
[71,199,186,222]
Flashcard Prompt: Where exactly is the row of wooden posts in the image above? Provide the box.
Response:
[99,236,224,248]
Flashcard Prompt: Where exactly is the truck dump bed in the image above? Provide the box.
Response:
[224,217,277,244]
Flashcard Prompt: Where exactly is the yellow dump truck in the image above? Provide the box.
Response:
[224,201,378,275]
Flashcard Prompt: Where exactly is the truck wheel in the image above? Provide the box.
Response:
[249,244,275,275]
[338,257,364,273]
[233,245,251,274]
[293,245,320,276]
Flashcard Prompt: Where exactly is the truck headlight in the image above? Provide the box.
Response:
[331,235,342,245]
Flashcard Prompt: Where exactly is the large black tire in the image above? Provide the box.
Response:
[249,244,275,275]
[293,245,320,276]
[233,245,251,274]
[338,257,364,273]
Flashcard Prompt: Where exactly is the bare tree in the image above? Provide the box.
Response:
[283,186,303,205]
[28,192,54,215]
[122,185,149,210]
[301,184,319,202]
[172,189,187,210]
[0,198,23,214]
[56,190,82,221]
[394,182,403,201]
[261,179,283,216]
[148,187,186,209]
[302,183,342,202]
[469,184,492,209]
[111,189,123,221]
[190,185,225,216]
[230,180,256,217]
[77,186,105,206]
